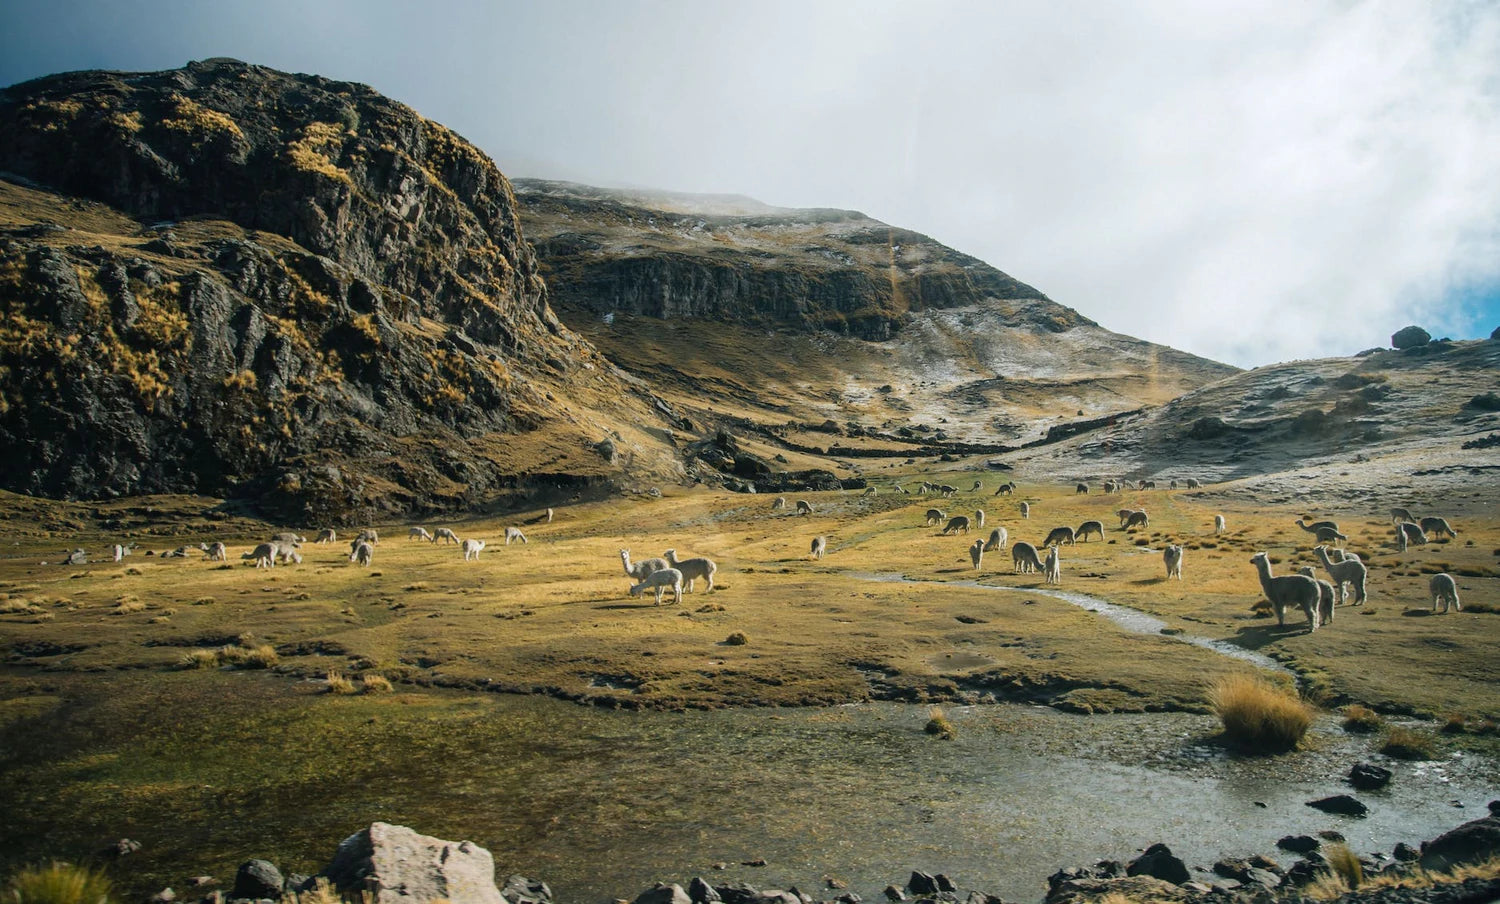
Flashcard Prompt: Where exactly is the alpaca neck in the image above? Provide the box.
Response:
[1253,559,1275,595]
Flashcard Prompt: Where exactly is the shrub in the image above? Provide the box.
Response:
[361,674,393,694]
[1342,704,1383,733]
[1210,674,1314,753]
[1440,714,1468,734]
[1381,726,1436,760]
[1325,842,1363,889]
[112,599,145,615]
[180,649,219,670]
[724,631,748,646]
[3,861,113,904]
[924,705,956,739]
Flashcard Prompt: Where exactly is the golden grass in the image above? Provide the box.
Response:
[2,861,113,904]
[325,671,357,695]
[180,649,219,670]
[1381,726,1437,760]
[360,674,393,695]
[924,705,956,739]
[1210,674,1315,753]
[1342,703,1383,733]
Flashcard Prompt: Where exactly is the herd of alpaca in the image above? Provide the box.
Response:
[75,477,1468,624]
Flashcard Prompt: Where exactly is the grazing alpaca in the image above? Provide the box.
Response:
[1043,526,1076,547]
[983,527,1008,552]
[1295,518,1340,536]
[409,527,434,541]
[1389,507,1415,525]
[629,567,683,606]
[1430,573,1461,613]
[1163,545,1183,580]
[1123,511,1149,530]
[1314,545,1368,605]
[1117,509,1137,528]
[505,527,527,545]
[1076,520,1104,542]
[349,541,374,567]
[1420,517,1457,540]
[941,515,972,535]
[1249,552,1320,630]
[1012,541,1043,574]
[1313,525,1348,545]
[1395,521,1427,552]
[434,527,461,545]
[795,500,813,516]
[1075,483,1088,495]
[810,536,827,559]
[925,509,947,527]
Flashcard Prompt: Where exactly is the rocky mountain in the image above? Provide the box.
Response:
[516,179,1239,445]
[0,59,684,519]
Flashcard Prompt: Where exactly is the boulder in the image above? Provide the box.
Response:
[321,823,504,904]
[1277,834,1321,854]
[1044,876,1186,904]
[1306,794,1369,817]
[1419,815,1500,873]
[1393,842,1420,862]
[882,887,906,902]
[907,873,940,896]
[1125,844,1190,885]
[501,876,552,904]
[1392,325,1432,349]
[232,860,285,901]
[688,878,721,904]
[1348,762,1392,790]
[633,885,691,904]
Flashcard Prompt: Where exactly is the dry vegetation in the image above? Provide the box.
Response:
[1210,674,1314,753]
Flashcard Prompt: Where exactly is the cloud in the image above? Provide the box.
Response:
[4,0,1497,366]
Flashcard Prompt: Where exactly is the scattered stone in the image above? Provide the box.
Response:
[741,859,767,867]
[150,888,176,904]
[1277,834,1321,854]
[834,895,861,904]
[1242,869,1283,889]
[188,877,216,888]
[907,873,939,896]
[1247,855,1282,873]
[321,822,505,904]
[825,879,847,891]
[501,876,552,904]
[934,875,956,893]
[1306,794,1369,817]
[634,885,691,904]
[1317,830,1346,843]
[232,861,285,901]
[1044,876,1182,904]
[283,875,310,894]
[688,878,721,904]
[105,838,142,858]
[1419,815,1500,873]
[1393,842,1420,862]
[1286,854,1327,887]
[963,894,1003,904]
[882,886,906,902]
[1348,762,1393,790]
[713,883,759,904]
[1126,844,1190,885]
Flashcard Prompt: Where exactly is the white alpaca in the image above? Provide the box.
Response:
[314,529,337,543]
[629,567,683,605]
[1249,552,1319,630]
[1019,501,1030,519]
[969,539,985,571]
[664,548,717,592]
[409,527,434,542]
[973,509,986,528]
[1396,521,1427,551]
[1296,565,1337,625]
[201,541,227,562]
[435,527,461,545]
[505,527,528,545]
[1214,515,1226,535]
[810,536,827,559]
[620,548,668,580]
[1043,545,1061,584]
[1430,573,1461,613]
[462,538,486,561]
[772,496,787,511]
[983,527,1008,552]
[1314,545,1367,605]
[1163,545,1183,580]
[349,541,374,567]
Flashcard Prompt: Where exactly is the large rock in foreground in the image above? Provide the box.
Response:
[322,822,505,904]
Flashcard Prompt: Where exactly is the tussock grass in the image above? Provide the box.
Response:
[924,705,956,739]
[1342,855,1500,896]
[217,643,278,670]
[1211,674,1314,753]
[1342,704,1384,733]
[2,861,113,904]
[112,598,145,615]
[325,671,356,695]
[724,631,748,646]
[180,649,219,669]
[360,673,393,694]
[1381,726,1437,760]
[1324,843,1363,889]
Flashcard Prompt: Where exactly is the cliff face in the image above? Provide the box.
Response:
[0,60,675,518]
[515,179,1074,340]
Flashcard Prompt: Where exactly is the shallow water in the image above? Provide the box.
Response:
[845,571,1290,673]
[6,674,1492,904]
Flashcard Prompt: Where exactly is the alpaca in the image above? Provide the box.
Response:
[1315,545,1368,606]
[1296,565,1337,625]
[505,527,527,545]
[942,515,972,535]
[409,527,434,542]
[1019,502,1030,519]
[795,500,813,515]
[1075,482,1088,495]
[969,539,985,571]
[1163,545,1183,580]
[1389,507,1415,525]
[1249,552,1320,630]
[1075,520,1104,542]
[663,548,717,592]
[925,509,947,527]
[1123,511,1149,530]
[629,567,683,606]
[462,538,486,561]
[435,527,461,545]
[349,541,374,567]
[1396,521,1427,552]
[1295,518,1339,536]
[1043,545,1061,584]
[1012,541,1043,574]
[810,536,827,559]
[619,549,668,581]
[1214,514,1226,535]
[1043,526,1076,547]
[1430,573,1461,613]
[973,509,986,529]
[983,527,1008,552]
[1420,517,1457,540]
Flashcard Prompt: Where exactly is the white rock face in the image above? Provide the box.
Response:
[322,822,504,904]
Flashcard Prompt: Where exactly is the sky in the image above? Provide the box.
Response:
[2,0,1498,368]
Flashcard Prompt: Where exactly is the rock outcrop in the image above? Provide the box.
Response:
[0,59,674,517]
[322,822,507,904]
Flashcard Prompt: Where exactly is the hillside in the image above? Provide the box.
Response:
[515,179,1238,445]
[0,60,687,519]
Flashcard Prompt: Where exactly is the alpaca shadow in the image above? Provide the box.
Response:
[935,567,967,574]
[1132,577,1166,585]
[1401,608,1437,618]
[592,601,660,610]
[1232,622,1314,649]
